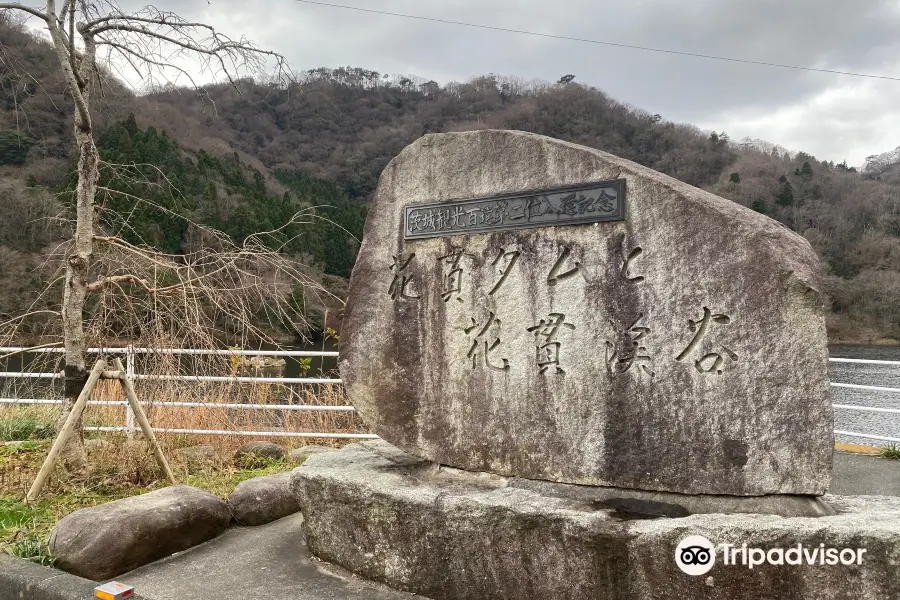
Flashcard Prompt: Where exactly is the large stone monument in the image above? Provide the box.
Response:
[340,128,831,497]
[292,131,900,600]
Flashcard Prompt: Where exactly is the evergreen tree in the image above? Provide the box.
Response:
[799,161,813,181]
[199,181,221,225]
[275,170,366,276]
[116,130,133,162]
[59,116,368,276]
[776,181,794,207]
[0,132,34,165]
[202,181,218,204]
[122,113,139,136]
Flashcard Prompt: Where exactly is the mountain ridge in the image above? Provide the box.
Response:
[1,23,900,343]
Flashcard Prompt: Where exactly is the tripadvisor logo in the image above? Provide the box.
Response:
[675,535,868,575]
[675,535,716,576]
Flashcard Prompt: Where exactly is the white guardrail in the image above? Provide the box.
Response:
[0,348,898,443]
[0,346,379,440]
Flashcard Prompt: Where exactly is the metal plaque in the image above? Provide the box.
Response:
[403,179,625,239]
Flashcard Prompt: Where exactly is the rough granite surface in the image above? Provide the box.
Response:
[340,129,833,496]
[49,485,230,580]
[292,442,900,600]
[228,472,301,526]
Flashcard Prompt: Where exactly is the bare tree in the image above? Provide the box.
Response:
[0,1,303,468]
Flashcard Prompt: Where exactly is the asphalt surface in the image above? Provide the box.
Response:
[828,451,900,496]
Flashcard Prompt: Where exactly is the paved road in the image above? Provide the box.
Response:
[119,513,425,600]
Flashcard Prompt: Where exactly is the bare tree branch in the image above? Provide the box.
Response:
[100,39,200,88]
[0,0,311,473]
[0,2,49,22]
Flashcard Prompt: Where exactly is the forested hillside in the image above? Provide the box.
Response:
[1,111,363,336]
[84,115,364,276]
[2,21,900,342]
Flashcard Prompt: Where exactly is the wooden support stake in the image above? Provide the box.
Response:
[112,358,176,484]
[26,360,107,503]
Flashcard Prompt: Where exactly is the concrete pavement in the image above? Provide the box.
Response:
[118,513,426,600]
[829,451,900,496]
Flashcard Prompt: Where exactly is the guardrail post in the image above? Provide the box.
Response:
[125,345,135,437]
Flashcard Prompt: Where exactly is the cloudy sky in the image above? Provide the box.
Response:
[32,0,900,165]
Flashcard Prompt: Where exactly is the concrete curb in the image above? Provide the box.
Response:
[835,442,882,455]
[0,555,149,600]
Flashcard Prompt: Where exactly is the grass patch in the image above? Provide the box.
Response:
[0,497,45,534]
[0,416,54,442]
[9,535,55,566]
[234,452,286,470]
[0,496,57,565]
[183,461,290,497]
[0,436,299,562]
[0,392,355,563]
[881,444,900,460]
[0,441,42,456]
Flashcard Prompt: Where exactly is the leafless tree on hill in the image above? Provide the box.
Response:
[0,1,322,471]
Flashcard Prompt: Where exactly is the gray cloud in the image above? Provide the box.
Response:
[115,0,900,164]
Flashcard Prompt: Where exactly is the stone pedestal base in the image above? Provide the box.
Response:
[291,442,900,600]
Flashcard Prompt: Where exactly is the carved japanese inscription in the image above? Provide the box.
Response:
[388,253,419,300]
[404,180,625,239]
[465,312,509,371]
[343,129,832,498]
[606,314,654,377]
[676,307,739,374]
[528,313,575,374]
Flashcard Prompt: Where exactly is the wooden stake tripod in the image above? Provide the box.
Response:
[26,357,176,503]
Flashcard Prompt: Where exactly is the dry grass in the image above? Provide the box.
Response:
[86,376,366,453]
[0,436,302,562]
[0,368,367,560]
[0,376,365,454]
[0,346,366,457]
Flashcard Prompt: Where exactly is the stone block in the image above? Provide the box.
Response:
[49,485,230,580]
[340,129,832,496]
[288,444,336,465]
[228,472,300,526]
[293,442,900,600]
